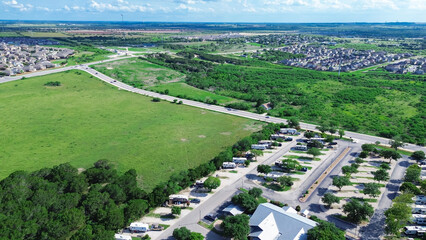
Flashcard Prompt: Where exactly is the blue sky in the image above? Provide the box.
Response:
[1,0,425,22]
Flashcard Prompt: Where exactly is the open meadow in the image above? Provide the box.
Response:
[0,70,260,190]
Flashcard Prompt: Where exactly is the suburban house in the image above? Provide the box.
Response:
[249,203,317,240]
[114,234,132,240]
[129,222,149,233]
[168,195,189,205]
[222,203,245,216]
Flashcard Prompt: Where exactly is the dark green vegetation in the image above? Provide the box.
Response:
[0,70,259,190]
[221,214,250,240]
[147,53,425,145]
[0,161,149,240]
[307,220,345,240]
[173,227,204,240]
[231,188,264,214]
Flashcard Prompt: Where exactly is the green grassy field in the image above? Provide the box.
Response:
[148,82,239,104]
[93,58,185,87]
[0,71,259,190]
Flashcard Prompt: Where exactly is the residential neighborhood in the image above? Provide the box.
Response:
[384,57,426,74]
[0,42,74,76]
[279,44,414,72]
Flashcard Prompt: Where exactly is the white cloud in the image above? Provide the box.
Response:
[90,0,147,12]
[408,0,426,10]
[176,3,200,11]
[3,0,33,11]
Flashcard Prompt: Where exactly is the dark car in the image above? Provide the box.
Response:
[191,198,201,203]
[285,137,293,141]
[329,142,338,145]
[301,167,308,172]
[204,214,217,222]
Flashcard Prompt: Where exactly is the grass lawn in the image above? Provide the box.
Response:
[93,58,185,88]
[148,82,239,105]
[0,70,259,191]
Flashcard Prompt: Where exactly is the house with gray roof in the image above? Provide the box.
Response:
[249,203,317,240]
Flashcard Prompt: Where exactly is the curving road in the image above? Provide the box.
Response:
[0,58,424,153]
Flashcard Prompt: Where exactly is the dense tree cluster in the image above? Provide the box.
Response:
[0,123,282,240]
[0,161,148,240]
[148,52,425,144]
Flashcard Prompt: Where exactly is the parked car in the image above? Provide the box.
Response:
[150,224,164,231]
[190,198,201,203]
[285,137,293,141]
[301,167,308,172]
[329,142,338,145]
[204,214,217,222]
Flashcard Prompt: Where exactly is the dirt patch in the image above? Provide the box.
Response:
[201,110,207,115]
[181,138,188,142]
[198,135,206,138]
[243,122,264,131]
[77,168,85,174]
[220,132,232,135]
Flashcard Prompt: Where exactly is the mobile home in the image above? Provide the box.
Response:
[413,205,426,214]
[222,162,237,169]
[169,194,189,204]
[129,222,149,233]
[233,157,247,164]
[280,128,297,135]
[412,214,426,225]
[294,145,308,151]
[252,144,267,150]
[270,134,286,140]
[115,234,132,240]
[404,226,426,236]
[415,195,426,205]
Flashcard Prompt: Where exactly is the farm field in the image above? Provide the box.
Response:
[0,70,259,191]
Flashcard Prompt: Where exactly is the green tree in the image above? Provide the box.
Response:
[288,118,300,128]
[232,193,259,213]
[172,206,181,216]
[307,221,345,240]
[203,176,221,191]
[124,199,148,224]
[322,193,340,208]
[316,125,328,134]
[405,164,421,183]
[389,139,405,151]
[307,148,321,160]
[400,182,422,195]
[332,176,351,191]
[251,149,263,161]
[380,149,401,163]
[343,199,374,224]
[173,227,191,240]
[277,176,294,187]
[221,215,250,240]
[363,183,381,198]
[248,188,263,198]
[257,164,272,174]
[304,131,315,139]
[412,151,426,162]
[361,144,376,153]
[421,180,426,194]
[190,232,204,240]
[338,129,345,138]
[373,169,389,183]
[385,202,412,237]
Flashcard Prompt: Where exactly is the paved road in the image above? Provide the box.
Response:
[155,141,298,239]
[1,60,424,153]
